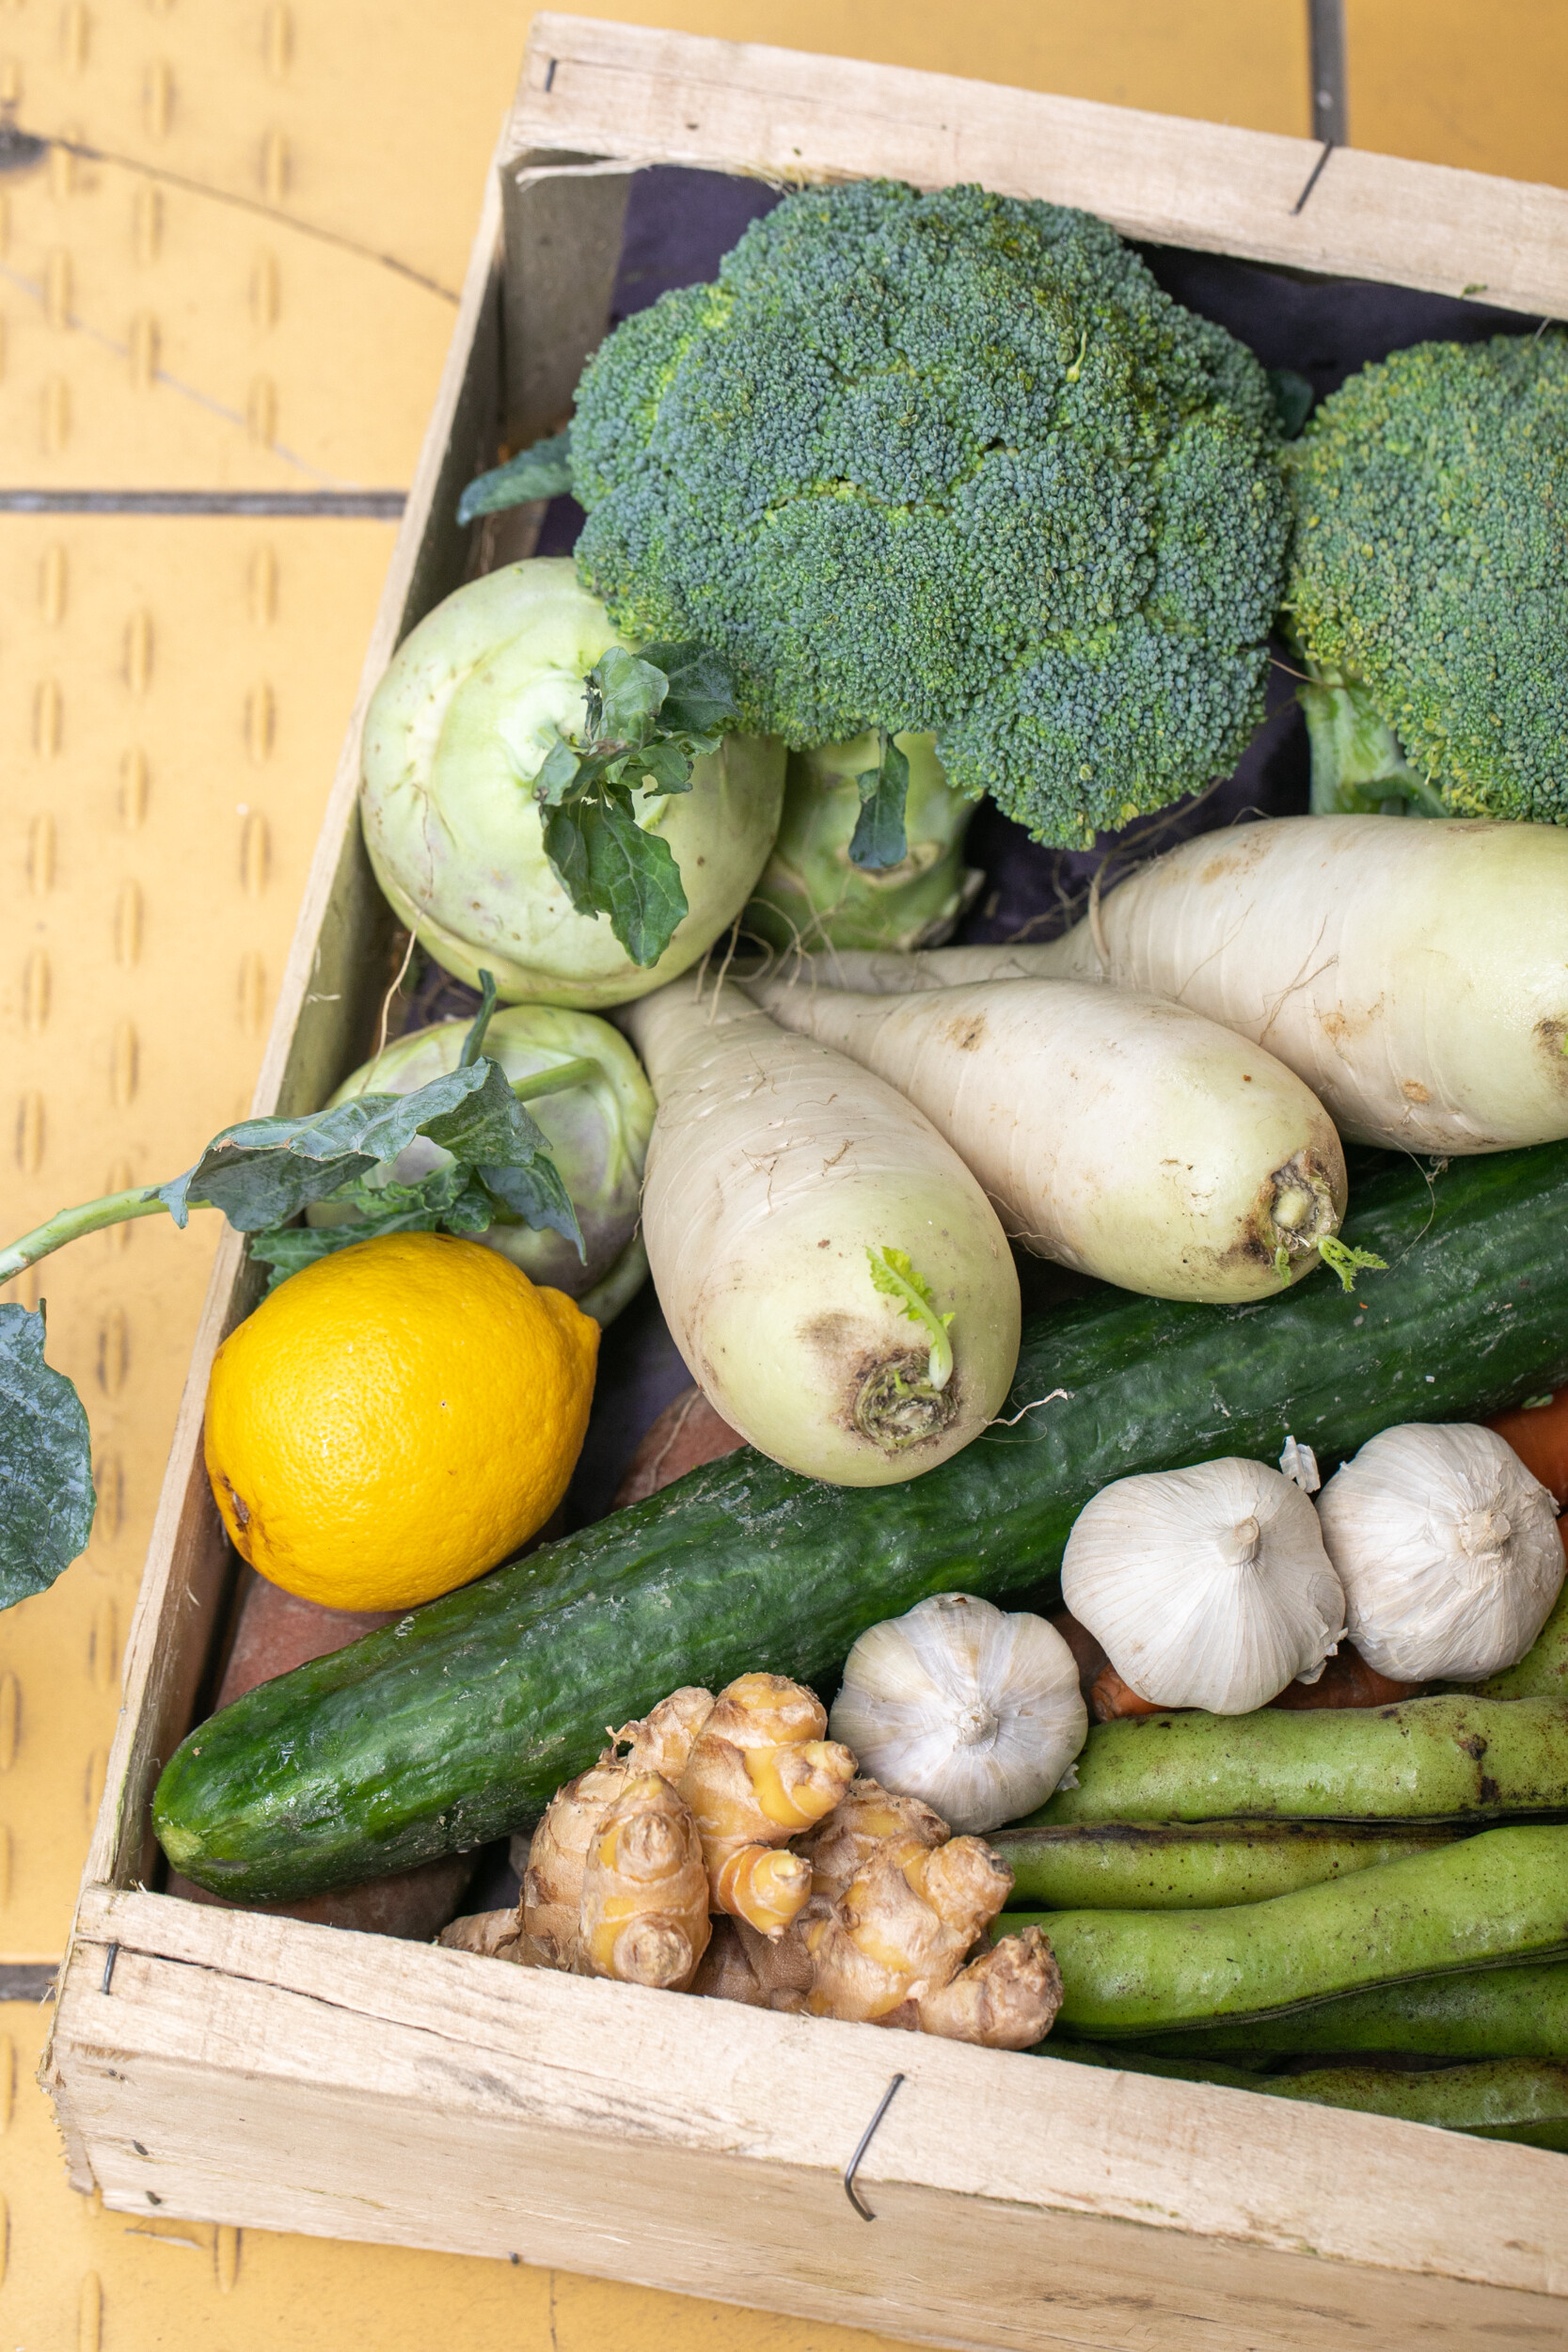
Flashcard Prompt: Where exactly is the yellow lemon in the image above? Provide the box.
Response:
[203,1232,598,1611]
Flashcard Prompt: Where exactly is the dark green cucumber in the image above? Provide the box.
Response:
[994,1820,1459,1910]
[154,1138,1568,1902]
[1053,2046,1568,2152]
[1120,1960,1568,2063]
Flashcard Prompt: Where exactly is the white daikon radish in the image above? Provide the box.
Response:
[747,973,1346,1303]
[620,977,1020,1486]
[800,817,1568,1153]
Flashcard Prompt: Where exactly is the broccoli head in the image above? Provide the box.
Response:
[1284,333,1568,823]
[568,180,1289,847]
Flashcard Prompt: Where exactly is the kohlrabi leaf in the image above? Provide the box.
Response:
[579,794,689,968]
[589,645,669,744]
[0,1304,94,1607]
[158,1066,497,1230]
[849,735,911,870]
[246,1166,497,1288]
[533,641,732,964]
[162,1057,578,1250]
[636,739,696,793]
[456,427,574,525]
[479,1154,583,1255]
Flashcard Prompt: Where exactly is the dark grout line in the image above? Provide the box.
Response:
[0,490,407,517]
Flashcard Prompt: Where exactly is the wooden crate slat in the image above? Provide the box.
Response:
[511,12,1568,322]
[50,1888,1568,2349]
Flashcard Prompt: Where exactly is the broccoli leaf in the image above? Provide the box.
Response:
[533,641,732,964]
[866,1245,955,1390]
[1268,368,1315,439]
[456,427,574,525]
[0,1304,94,1606]
[849,735,911,870]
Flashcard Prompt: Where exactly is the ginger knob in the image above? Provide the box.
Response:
[715,1844,813,1936]
[802,1830,1061,2046]
[795,1776,950,1901]
[577,1772,711,1991]
[523,1758,632,1965]
[676,1673,856,1929]
[612,1684,715,1781]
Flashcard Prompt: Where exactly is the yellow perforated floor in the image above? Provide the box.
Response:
[1,4,1562,2344]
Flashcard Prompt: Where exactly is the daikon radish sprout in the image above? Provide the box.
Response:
[748,970,1347,1303]
[806,816,1568,1154]
[621,977,1020,1484]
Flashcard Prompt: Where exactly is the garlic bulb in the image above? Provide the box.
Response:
[1061,1457,1346,1714]
[1316,1422,1564,1682]
[828,1594,1086,1835]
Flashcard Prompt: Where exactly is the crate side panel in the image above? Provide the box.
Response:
[510,13,1568,321]
[46,1927,1567,2352]
[501,157,632,449]
[49,1890,1568,2302]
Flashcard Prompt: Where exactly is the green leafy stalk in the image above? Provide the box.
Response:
[456,426,575,525]
[531,641,739,966]
[866,1246,955,1390]
[245,1053,604,1287]
[1318,1235,1389,1294]
[848,732,911,869]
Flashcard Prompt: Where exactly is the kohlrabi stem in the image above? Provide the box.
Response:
[0,1186,198,1283]
[507,1056,601,1104]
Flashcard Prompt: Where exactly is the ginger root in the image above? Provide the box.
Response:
[436,1909,552,1966]
[677,1673,856,1935]
[577,1772,711,1991]
[521,1690,716,1960]
[915,1925,1063,2048]
[522,1758,632,1964]
[804,1833,1062,2047]
[795,1776,949,1901]
[613,1684,716,1780]
[690,1918,775,2007]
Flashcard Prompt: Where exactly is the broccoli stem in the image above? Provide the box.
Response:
[1297,675,1449,818]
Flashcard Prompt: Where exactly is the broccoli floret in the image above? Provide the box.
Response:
[569,180,1289,847]
[1284,333,1568,822]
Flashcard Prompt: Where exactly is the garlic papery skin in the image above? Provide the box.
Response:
[1316,1423,1564,1683]
[828,1594,1087,1835]
[1061,1458,1347,1715]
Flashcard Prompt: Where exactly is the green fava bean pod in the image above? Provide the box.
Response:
[1013,1824,1568,2036]
[992,1820,1458,1911]
[1125,1958,1568,2064]
[1467,1580,1568,1701]
[1027,1694,1568,1827]
[1054,2048,1568,2153]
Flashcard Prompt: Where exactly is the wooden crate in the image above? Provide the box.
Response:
[44,20,1568,2348]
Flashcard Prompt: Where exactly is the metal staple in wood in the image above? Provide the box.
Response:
[843,2073,906,2222]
